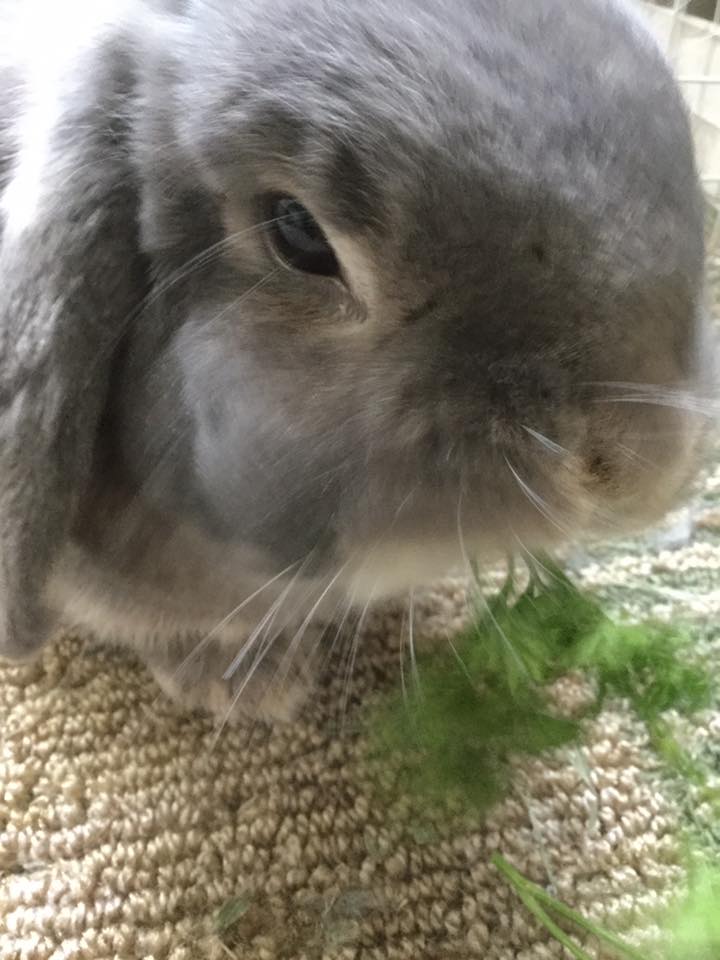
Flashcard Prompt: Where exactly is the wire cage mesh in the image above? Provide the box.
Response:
[636,1,720,248]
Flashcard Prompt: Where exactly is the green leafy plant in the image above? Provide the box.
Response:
[367,555,720,958]
[213,892,253,934]
[493,854,720,960]
[492,853,645,960]
[664,860,720,959]
[369,556,711,809]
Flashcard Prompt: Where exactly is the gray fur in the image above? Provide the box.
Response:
[0,0,713,719]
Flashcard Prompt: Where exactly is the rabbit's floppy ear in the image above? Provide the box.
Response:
[0,38,147,657]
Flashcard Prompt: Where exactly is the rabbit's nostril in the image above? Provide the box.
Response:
[586,451,616,487]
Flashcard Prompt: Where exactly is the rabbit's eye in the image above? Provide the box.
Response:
[265,195,339,276]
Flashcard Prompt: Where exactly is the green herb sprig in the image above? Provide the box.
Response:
[369,557,711,810]
[371,559,711,809]
[366,556,720,957]
[493,854,720,960]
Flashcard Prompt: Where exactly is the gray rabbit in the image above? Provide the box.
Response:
[0,0,714,720]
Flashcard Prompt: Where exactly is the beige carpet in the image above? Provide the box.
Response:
[1,545,717,960]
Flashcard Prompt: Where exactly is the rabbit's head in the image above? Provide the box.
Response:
[0,0,712,657]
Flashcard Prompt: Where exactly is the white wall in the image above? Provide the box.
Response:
[637,2,720,200]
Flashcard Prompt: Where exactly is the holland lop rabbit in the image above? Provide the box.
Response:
[0,0,713,720]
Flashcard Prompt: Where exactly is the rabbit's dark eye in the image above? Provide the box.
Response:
[265,195,339,276]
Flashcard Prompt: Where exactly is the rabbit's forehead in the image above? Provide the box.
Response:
[188,2,698,276]
[180,0,702,324]
[183,0,678,180]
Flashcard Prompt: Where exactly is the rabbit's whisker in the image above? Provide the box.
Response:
[521,425,568,456]
[504,456,574,540]
[339,581,377,728]
[170,556,306,684]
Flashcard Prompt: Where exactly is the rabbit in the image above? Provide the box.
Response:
[0,0,714,722]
